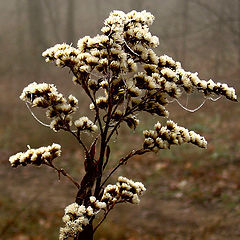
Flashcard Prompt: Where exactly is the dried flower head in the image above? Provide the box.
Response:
[74,116,98,132]
[9,143,61,167]
[101,176,146,206]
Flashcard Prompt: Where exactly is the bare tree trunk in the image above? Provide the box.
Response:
[214,1,225,78]
[130,0,144,11]
[16,0,24,69]
[181,0,189,65]
[42,0,60,40]
[66,0,75,43]
[26,0,47,77]
[26,0,47,49]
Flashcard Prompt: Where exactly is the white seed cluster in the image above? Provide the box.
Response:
[20,82,78,132]
[59,198,106,240]
[41,10,162,129]
[74,116,98,132]
[42,43,80,69]
[9,143,61,167]
[124,115,140,129]
[103,10,158,48]
[89,96,108,110]
[41,10,237,137]
[156,55,237,101]
[143,120,207,152]
[136,97,169,118]
[20,82,65,108]
[176,69,237,100]
[101,176,146,205]
[111,109,123,121]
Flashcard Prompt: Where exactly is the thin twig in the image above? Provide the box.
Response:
[93,205,114,233]
[102,145,110,171]
[100,149,146,189]
[94,44,113,197]
[58,168,80,189]
[71,71,104,135]
[49,162,80,189]
[105,89,162,145]
[67,128,88,153]
[100,162,122,189]
[105,100,140,145]
[86,70,103,79]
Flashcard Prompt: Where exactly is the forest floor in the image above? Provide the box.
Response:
[0,98,240,240]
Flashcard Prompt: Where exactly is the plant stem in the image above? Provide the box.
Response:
[100,148,147,190]
[74,222,94,240]
[93,206,114,233]
[66,128,88,153]
[48,162,80,189]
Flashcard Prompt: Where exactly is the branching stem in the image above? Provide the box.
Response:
[93,205,114,233]
[47,162,80,189]
[100,148,147,190]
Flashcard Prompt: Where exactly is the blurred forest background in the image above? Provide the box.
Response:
[0,0,240,239]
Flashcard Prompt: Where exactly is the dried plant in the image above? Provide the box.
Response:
[9,10,237,240]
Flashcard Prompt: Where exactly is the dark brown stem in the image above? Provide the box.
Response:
[94,45,114,198]
[105,95,143,145]
[47,162,80,189]
[66,128,88,153]
[75,153,99,205]
[100,148,147,190]
[102,145,110,171]
[105,109,132,145]
[93,206,114,233]
[58,168,80,188]
[85,88,104,135]
[74,223,94,240]
[71,70,104,135]
[94,127,107,197]
[105,88,166,145]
